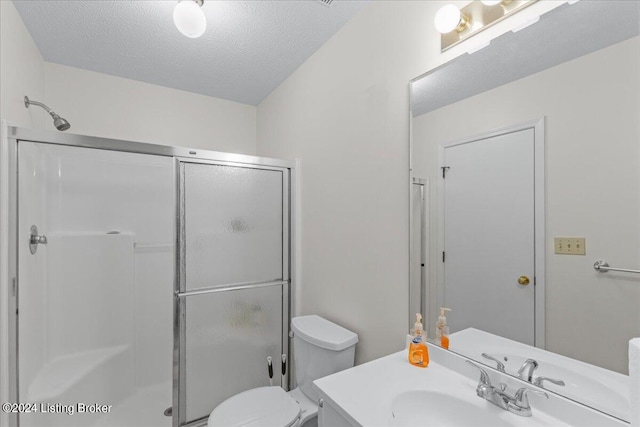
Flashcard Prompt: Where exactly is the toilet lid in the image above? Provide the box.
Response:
[208,386,301,427]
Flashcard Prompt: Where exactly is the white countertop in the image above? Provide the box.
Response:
[312,344,626,427]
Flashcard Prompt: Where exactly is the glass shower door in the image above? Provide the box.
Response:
[175,160,289,426]
[16,141,175,427]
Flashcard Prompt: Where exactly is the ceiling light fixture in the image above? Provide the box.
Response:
[173,0,207,39]
[436,0,539,52]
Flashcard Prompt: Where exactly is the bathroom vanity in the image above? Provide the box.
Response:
[313,343,625,427]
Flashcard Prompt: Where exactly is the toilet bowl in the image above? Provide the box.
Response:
[208,315,358,427]
[206,386,302,427]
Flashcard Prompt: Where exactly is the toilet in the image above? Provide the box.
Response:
[207,315,358,427]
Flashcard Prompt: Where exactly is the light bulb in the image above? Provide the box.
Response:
[481,0,503,6]
[173,0,207,39]
[434,4,464,34]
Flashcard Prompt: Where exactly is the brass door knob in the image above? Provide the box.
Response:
[518,276,530,285]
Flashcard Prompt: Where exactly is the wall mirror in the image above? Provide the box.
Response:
[409,0,639,422]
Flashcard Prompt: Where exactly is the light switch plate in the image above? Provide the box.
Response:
[554,237,586,255]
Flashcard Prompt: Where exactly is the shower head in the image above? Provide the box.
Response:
[24,96,71,131]
[52,114,71,131]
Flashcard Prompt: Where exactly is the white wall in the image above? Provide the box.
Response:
[256,1,564,365]
[257,2,420,364]
[44,63,257,154]
[0,1,46,129]
[412,36,640,373]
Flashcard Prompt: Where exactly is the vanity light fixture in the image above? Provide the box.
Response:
[436,0,538,52]
[173,0,207,39]
[481,0,512,6]
[434,5,470,34]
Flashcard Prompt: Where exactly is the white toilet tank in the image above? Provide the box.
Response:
[291,315,358,403]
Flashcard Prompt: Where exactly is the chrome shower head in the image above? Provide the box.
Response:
[52,114,71,131]
[24,96,71,132]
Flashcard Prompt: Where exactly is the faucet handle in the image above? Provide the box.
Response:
[466,360,492,386]
[514,387,549,408]
[533,376,565,388]
[481,353,506,372]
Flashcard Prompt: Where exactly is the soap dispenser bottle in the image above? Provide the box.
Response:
[436,308,452,349]
[408,313,429,368]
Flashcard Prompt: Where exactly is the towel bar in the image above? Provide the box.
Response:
[593,260,640,274]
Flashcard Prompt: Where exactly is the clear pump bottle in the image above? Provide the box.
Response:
[408,313,429,368]
[436,307,452,349]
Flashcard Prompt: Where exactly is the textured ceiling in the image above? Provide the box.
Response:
[14,0,367,105]
[412,0,640,117]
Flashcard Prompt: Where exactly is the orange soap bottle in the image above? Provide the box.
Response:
[408,313,429,368]
[436,308,452,349]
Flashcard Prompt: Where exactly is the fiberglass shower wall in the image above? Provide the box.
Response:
[17,142,174,427]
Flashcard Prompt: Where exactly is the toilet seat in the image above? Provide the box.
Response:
[208,386,301,427]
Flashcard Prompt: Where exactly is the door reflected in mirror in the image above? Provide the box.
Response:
[410,0,640,422]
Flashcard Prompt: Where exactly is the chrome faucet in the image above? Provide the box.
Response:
[467,361,548,417]
[516,358,565,389]
[517,358,538,382]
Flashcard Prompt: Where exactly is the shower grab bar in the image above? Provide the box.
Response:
[176,279,288,298]
[593,260,640,274]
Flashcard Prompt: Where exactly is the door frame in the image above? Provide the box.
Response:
[0,125,295,427]
[437,118,545,348]
[410,178,429,331]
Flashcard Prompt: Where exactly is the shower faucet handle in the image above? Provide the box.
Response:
[29,225,48,255]
[30,235,48,244]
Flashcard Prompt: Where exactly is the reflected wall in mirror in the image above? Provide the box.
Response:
[410,0,639,422]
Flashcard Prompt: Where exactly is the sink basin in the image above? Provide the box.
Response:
[390,390,514,427]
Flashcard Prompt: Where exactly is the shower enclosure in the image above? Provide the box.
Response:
[1,127,293,427]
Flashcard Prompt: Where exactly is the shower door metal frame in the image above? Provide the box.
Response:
[1,126,295,427]
[2,125,19,427]
[173,157,291,427]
